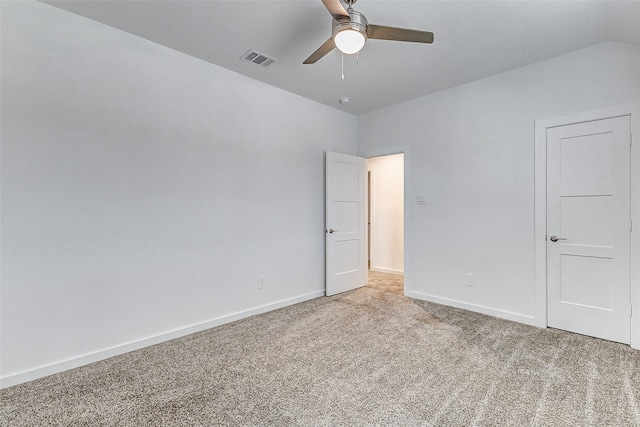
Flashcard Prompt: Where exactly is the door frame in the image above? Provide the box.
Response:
[534,102,640,348]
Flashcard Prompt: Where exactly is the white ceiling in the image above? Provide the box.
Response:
[44,0,640,115]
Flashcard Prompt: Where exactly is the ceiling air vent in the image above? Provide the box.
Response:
[240,50,277,68]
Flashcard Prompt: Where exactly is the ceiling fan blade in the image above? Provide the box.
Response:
[303,38,337,64]
[367,24,434,44]
[322,0,349,18]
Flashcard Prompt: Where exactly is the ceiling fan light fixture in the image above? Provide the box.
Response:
[332,10,368,55]
[334,29,366,54]
[303,0,434,65]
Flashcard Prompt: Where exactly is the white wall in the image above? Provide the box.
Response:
[0,1,357,387]
[358,41,640,324]
[367,154,404,274]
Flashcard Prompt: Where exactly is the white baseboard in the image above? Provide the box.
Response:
[405,290,542,327]
[0,290,324,389]
[370,267,404,275]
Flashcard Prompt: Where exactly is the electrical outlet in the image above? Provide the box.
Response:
[466,273,474,287]
[258,275,265,289]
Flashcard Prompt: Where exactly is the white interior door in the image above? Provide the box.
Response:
[547,116,631,343]
[326,151,367,296]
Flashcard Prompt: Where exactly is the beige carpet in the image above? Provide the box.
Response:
[2,271,640,426]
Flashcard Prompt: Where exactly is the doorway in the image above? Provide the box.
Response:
[366,153,404,292]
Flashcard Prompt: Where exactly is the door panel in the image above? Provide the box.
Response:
[560,132,613,187]
[547,116,631,344]
[326,152,366,296]
[560,196,613,246]
[560,255,613,309]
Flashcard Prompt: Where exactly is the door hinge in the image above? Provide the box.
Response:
[630,305,633,316]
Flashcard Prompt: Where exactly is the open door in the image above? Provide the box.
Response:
[325,151,367,296]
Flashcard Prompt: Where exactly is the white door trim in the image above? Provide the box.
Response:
[534,102,640,348]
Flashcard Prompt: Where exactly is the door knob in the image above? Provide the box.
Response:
[549,235,567,242]
[328,229,339,234]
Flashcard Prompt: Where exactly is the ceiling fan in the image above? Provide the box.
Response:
[303,0,434,64]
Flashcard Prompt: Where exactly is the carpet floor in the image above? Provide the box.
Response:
[2,271,640,426]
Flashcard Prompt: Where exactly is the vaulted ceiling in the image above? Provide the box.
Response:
[44,0,640,114]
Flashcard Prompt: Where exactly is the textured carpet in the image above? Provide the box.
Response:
[2,271,640,426]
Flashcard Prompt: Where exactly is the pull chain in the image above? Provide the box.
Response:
[341,52,345,81]
[356,51,360,65]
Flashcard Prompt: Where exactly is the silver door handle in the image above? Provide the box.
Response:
[549,235,567,242]
[327,229,339,234]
